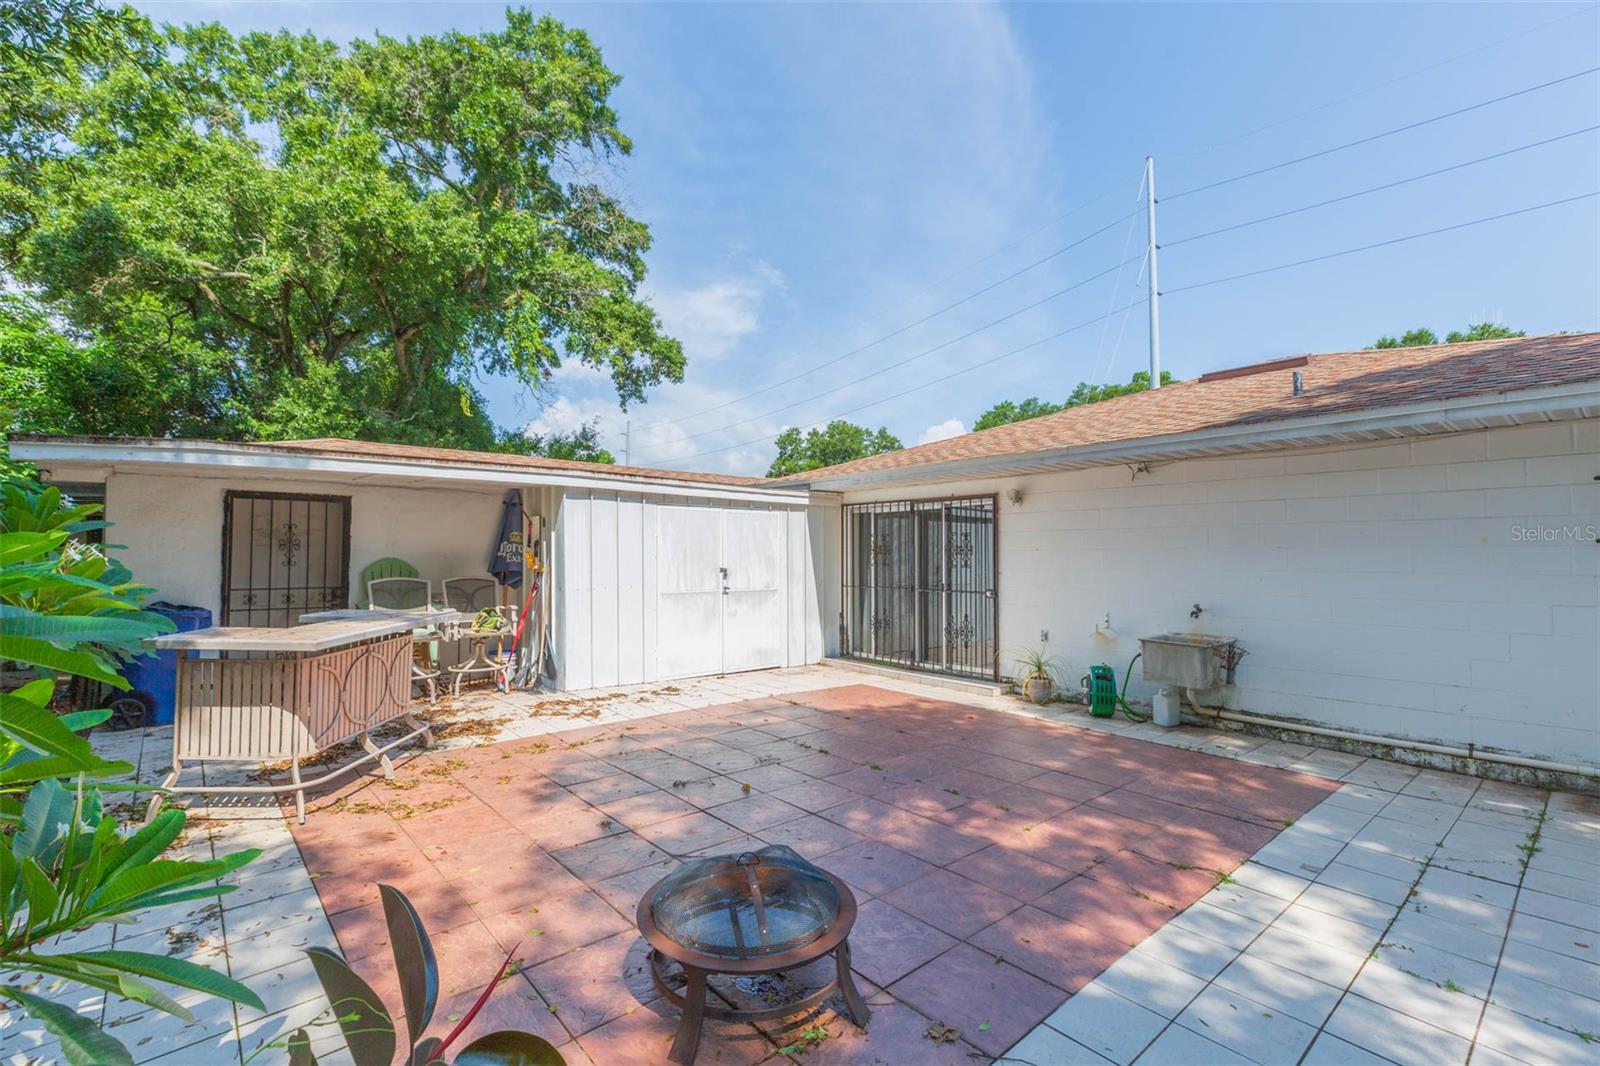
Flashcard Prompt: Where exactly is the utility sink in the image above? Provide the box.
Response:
[1140,633,1237,690]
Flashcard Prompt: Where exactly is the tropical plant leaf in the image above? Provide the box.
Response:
[14,956,193,1021]
[99,809,186,885]
[0,606,164,646]
[20,857,60,930]
[288,1028,321,1066]
[0,692,105,765]
[0,634,125,688]
[0,529,69,564]
[13,778,75,863]
[303,946,396,1066]
[51,950,265,1011]
[0,754,135,789]
[380,883,438,1047]
[0,985,135,1066]
[452,1031,567,1066]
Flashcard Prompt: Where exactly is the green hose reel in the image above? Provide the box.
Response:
[1082,658,1148,722]
[1086,664,1118,718]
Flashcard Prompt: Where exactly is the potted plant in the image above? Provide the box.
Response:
[1014,648,1059,704]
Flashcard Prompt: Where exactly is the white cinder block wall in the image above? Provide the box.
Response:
[102,471,509,620]
[838,420,1599,764]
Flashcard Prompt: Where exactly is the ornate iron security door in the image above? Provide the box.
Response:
[222,492,351,626]
[842,496,997,679]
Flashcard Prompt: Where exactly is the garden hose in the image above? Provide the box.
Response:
[1117,653,1148,722]
[1082,654,1149,722]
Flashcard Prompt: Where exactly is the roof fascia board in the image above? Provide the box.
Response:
[11,438,810,505]
[795,380,1600,491]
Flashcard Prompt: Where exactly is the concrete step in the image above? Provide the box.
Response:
[820,657,1009,698]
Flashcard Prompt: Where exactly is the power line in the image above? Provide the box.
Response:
[628,19,1597,452]
[617,204,1138,444]
[1168,4,1598,164]
[642,252,1144,453]
[1163,192,1598,296]
[673,297,1150,464]
[1163,66,1600,202]
[677,191,1595,465]
[1163,126,1600,249]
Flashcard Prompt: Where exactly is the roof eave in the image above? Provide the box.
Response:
[790,380,1600,491]
[9,436,810,504]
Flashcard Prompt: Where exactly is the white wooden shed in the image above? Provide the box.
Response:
[13,436,839,691]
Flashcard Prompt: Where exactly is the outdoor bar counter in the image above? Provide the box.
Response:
[144,616,433,822]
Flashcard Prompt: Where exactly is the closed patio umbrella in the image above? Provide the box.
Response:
[489,490,524,589]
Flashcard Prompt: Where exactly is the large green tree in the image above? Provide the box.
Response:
[1371,322,1524,349]
[973,369,1173,432]
[766,421,902,478]
[1,2,681,456]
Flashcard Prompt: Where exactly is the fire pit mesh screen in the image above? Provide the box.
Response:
[648,845,841,960]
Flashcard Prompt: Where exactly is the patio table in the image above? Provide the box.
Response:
[143,616,433,823]
[300,606,474,700]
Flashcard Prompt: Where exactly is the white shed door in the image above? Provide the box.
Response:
[655,505,785,679]
[655,505,725,680]
[723,510,785,673]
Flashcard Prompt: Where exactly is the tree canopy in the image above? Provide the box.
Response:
[766,421,902,478]
[1,1,680,458]
[972,369,1174,432]
[1371,322,1524,349]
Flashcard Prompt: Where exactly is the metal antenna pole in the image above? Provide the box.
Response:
[1145,156,1161,390]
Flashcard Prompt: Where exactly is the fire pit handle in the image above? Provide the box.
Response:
[735,852,762,866]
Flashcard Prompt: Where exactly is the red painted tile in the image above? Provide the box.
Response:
[881,869,1021,939]
[479,889,632,968]
[844,896,953,985]
[1084,850,1219,911]
[968,905,1127,992]
[423,974,570,1049]
[524,929,658,1037]
[945,844,1076,903]
[1033,874,1177,947]
[761,813,867,859]
[818,839,936,898]
[888,943,1062,1059]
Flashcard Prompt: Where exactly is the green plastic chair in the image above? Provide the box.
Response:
[356,557,418,607]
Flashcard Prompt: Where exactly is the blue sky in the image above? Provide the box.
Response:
[138,2,1600,475]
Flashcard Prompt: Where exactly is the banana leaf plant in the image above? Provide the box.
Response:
[1,474,263,1065]
[1,777,266,1066]
[292,884,564,1066]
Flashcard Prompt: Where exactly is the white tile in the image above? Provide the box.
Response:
[1134,1023,1254,1066]
[1242,927,1367,989]
[1128,924,1240,983]
[1168,901,1267,951]
[1476,1002,1600,1065]
[1273,903,1382,957]
[1498,938,1600,1002]
[1203,881,1293,925]
[1514,887,1600,933]
[1212,954,1342,1028]
[1044,984,1169,1065]
[1348,961,1485,1039]
[1295,882,1396,931]
[1324,993,1471,1065]
[1386,907,1505,968]
[1299,1033,1399,1066]
[1000,1025,1115,1065]
[1315,862,1414,909]
[1507,911,1600,965]
[1176,982,1318,1066]
[1371,937,1494,995]
[1093,951,1209,1019]
[1227,861,1311,902]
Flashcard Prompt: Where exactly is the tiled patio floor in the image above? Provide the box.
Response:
[3,664,1597,1065]
[287,684,1338,1063]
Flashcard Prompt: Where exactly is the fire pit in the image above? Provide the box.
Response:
[636,845,870,1064]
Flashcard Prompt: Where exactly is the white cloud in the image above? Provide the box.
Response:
[648,262,784,361]
[917,418,966,445]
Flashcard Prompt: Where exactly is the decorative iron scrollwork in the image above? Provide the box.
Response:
[950,530,974,569]
[944,613,974,650]
[277,522,302,568]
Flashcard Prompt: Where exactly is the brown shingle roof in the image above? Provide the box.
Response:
[781,332,1600,484]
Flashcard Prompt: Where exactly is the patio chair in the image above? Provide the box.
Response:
[369,577,433,611]
[367,577,439,699]
[357,557,419,607]
[441,577,507,694]
[441,577,498,612]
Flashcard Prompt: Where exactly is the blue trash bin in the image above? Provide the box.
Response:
[120,602,212,726]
